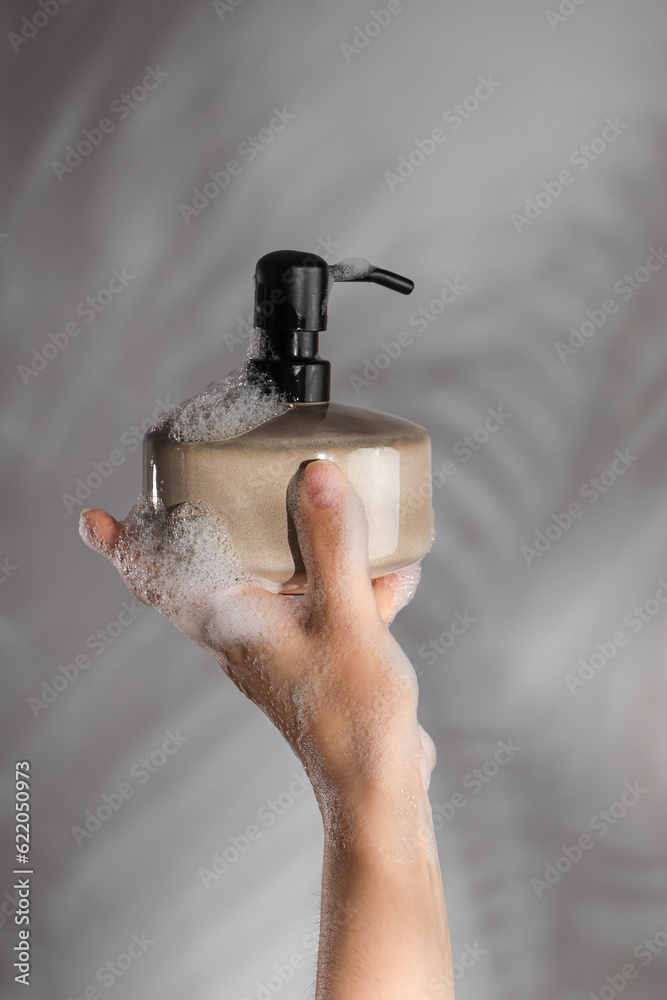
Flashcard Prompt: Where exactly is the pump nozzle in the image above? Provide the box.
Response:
[330,260,414,296]
[248,250,415,402]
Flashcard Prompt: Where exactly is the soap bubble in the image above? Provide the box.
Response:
[380,561,422,623]
[80,492,282,652]
[329,257,375,282]
[151,356,290,443]
[323,256,375,314]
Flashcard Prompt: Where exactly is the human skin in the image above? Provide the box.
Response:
[80,459,454,1000]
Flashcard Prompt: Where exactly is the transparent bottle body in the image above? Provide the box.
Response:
[143,403,433,590]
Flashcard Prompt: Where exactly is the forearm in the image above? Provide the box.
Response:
[313,772,455,1000]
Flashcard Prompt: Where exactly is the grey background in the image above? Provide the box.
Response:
[2,0,667,998]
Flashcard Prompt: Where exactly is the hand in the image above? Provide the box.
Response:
[80,460,436,843]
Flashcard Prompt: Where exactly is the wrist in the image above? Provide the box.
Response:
[301,691,425,800]
[318,763,436,865]
[316,777,452,1000]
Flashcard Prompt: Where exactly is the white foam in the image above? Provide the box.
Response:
[80,494,281,653]
[328,256,375,283]
[150,356,290,443]
[382,561,422,624]
[323,256,375,314]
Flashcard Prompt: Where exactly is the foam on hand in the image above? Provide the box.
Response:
[79,491,282,657]
[383,562,423,623]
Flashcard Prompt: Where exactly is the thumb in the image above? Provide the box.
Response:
[288,460,378,617]
[79,508,123,558]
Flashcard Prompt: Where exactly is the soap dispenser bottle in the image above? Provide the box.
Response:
[143,250,433,592]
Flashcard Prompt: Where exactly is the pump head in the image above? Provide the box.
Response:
[246,249,414,402]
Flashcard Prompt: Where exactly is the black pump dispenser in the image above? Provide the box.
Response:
[247,250,414,402]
